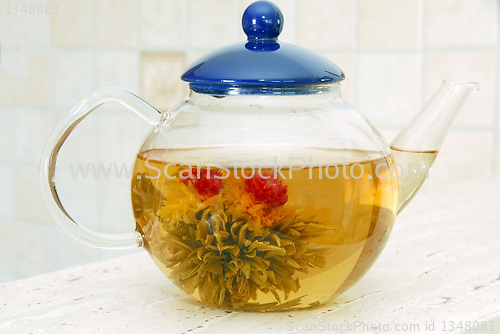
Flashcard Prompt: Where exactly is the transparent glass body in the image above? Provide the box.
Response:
[40,81,477,312]
[131,84,399,311]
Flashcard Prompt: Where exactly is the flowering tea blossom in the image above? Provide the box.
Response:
[180,168,223,197]
[245,173,288,207]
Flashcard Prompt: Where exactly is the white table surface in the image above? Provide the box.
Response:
[1,177,499,334]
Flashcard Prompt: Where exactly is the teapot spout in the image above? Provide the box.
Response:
[391,80,479,213]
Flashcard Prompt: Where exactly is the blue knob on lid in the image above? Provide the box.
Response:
[242,1,283,40]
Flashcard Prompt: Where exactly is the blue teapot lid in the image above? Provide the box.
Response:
[181,1,344,95]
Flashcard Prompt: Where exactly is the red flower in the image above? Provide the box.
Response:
[245,173,288,207]
[180,168,223,197]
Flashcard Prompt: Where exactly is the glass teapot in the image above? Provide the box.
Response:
[41,1,478,312]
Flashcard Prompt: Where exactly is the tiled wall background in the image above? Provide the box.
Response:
[0,0,498,283]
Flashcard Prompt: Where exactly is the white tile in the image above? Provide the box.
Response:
[186,50,208,65]
[97,176,136,235]
[424,52,495,129]
[139,0,186,50]
[16,165,54,223]
[140,52,188,111]
[0,108,16,162]
[0,165,15,219]
[15,107,55,164]
[425,0,498,48]
[0,51,49,107]
[357,53,423,130]
[239,0,297,43]
[95,0,137,47]
[495,134,500,176]
[95,51,140,92]
[497,59,500,130]
[48,51,93,108]
[53,228,100,270]
[0,51,14,105]
[323,52,356,103]
[16,221,54,278]
[0,272,17,284]
[428,131,494,188]
[358,0,421,50]
[0,2,51,48]
[0,220,15,278]
[97,112,151,165]
[50,0,94,47]
[297,0,355,50]
[188,0,240,50]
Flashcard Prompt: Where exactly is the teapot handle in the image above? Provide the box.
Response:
[40,88,163,249]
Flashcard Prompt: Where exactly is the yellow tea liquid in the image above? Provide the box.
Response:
[390,147,438,212]
[131,148,398,311]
